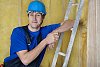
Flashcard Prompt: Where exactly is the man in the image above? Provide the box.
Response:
[4,0,74,67]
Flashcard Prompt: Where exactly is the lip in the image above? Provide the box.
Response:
[32,21,37,23]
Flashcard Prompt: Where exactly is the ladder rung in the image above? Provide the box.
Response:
[59,52,66,56]
[69,28,73,31]
[72,3,79,6]
[70,28,73,31]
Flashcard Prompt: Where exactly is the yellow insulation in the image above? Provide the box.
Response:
[0,0,88,67]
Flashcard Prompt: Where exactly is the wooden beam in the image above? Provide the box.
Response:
[87,0,97,67]
[96,0,100,67]
[88,0,100,67]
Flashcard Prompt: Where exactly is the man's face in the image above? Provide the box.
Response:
[28,12,44,29]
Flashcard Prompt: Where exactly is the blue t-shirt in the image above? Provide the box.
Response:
[4,23,60,65]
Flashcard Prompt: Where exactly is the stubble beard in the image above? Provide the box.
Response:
[30,21,43,30]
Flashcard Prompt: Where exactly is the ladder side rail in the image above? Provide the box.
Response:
[62,0,84,67]
[51,0,73,67]
[51,33,64,67]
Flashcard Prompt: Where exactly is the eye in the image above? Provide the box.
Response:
[30,14,34,16]
[36,13,41,17]
[29,12,34,16]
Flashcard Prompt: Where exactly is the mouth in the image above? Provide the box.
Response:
[32,21,38,24]
[32,21,37,23]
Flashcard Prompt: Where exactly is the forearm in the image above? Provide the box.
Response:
[18,39,47,65]
[53,20,74,33]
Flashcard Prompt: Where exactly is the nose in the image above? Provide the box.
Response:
[33,15,37,21]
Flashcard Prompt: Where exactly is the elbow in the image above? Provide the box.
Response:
[21,58,36,66]
[21,59,29,66]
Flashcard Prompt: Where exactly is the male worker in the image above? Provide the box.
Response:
[4,0,74,67]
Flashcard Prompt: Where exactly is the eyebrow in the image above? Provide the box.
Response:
[35,12,42,15]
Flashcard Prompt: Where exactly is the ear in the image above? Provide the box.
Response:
[42,15,45,20]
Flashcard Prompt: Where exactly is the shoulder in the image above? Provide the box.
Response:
[12,26,26,34]
[11,26,25,37]
[12,26,23,32]
[41,23,61,29]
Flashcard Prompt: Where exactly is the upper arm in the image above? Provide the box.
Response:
[52,20,74,33]
[10,27,28,55]
[48,23,61,32]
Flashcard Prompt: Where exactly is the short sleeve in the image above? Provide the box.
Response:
[47,23,61,32]
[41,23,61,39]
[10,27,27,54]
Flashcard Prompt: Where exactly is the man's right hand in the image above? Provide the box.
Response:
[45,32,60,45]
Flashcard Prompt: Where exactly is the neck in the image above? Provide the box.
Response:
[28,25,40,32]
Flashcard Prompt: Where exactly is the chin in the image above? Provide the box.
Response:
[31,26,38,29]
[31,25,40,29]
[29,23,41,28]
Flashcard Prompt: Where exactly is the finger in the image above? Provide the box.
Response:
[54,35,59,41]
[48,43,54,49]
[48,45,53,49]
[53,32,59,36]
[51,43,54,48]
[50,44,54,49]
[48,45,50,50]
[48,44,52,49]
[55,35,59,39]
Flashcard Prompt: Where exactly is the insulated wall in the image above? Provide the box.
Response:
[0,0,19,63]
[0,0,88,67]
